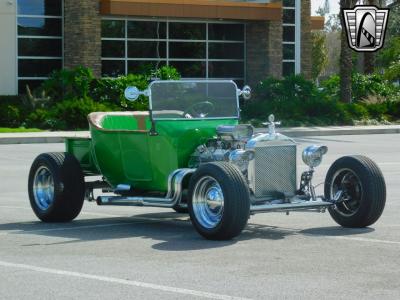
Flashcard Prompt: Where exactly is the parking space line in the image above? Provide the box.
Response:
[0,260,251,300]
[325,236,400,245]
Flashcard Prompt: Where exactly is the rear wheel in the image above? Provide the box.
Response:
[325,155,386,228]
[28,152,85,222]
[188,162,250,240]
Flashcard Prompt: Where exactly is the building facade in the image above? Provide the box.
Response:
[0,0,323,95]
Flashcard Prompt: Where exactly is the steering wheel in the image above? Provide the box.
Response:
[183,101,215,118]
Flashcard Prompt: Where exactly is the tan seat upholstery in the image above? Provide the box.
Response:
[88,111,150,132]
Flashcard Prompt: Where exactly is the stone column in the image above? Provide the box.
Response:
[301,0,312,79]
[246,20,282,87]
[64,0,102,77]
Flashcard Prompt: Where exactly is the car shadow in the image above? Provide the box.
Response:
[0,212,374,251]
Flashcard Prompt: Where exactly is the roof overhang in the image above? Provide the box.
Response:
[100,0,282,21]
[311,16,325,30]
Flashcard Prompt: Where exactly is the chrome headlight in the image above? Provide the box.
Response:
[302,145,328,168]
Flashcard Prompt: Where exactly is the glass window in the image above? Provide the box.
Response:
[18,38,62,57]
[128,21,166,39]
[101,19,244,82]
[102,20,125,38]
[19,59,62,77]
[102,60,125,77]
[128,61,166,74]
[18,17,62,36]
[209,62,244,78]
[169,42,206,59]
[102,40,125,58]
[17,0,62,16]
[209,43,244,60]
[169,61,206,78]
[283,62,295,76]
[283,0,295,7]
[283,44,295,60]
[283,27,295,42]
[208,24,244,41]
[283,10,295,24]
[169,23,206,40]
[128,41,166,58]
[18,80,44,94]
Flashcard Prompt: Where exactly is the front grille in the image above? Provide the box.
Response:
[250,144,297,198]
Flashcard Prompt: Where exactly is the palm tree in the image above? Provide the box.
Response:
[340,0,357,103]
[363,0,380,74]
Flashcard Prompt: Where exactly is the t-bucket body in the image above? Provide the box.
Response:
[67,81,239,192]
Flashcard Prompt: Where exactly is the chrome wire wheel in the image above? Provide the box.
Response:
[330,168,363,217]
[192,176,224,229]
[33,166,55,211]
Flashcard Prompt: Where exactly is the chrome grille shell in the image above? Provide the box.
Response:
[247,137,297,199]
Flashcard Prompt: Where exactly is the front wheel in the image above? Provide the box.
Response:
[188,162,250,240]
[28,152,85,222]
[324,155,386,228]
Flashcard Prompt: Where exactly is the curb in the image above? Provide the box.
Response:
[254,126,400,137]
[1,126,400,145]
[0,132,90,145]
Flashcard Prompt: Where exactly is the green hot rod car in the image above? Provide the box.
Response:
[28,80,386,240]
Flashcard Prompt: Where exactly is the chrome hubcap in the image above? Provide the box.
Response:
[192,176,224,229]
[330,169,363,216]
[33,166,55,211]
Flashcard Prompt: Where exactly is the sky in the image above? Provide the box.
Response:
[311,0,340,16]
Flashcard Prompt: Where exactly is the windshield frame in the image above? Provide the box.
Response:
[148,80,241,121]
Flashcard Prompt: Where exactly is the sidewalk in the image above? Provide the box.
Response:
[1,125,400,144]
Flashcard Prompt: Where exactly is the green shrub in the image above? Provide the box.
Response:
[0,104,21,127]
[26,98,117,130]
[242,75,351,126]
[0,95,30,127]
[90,65,180,110]
[24,65,181,130]
[41,67,95,102]
[345,103,369,120]
[387,100,400,119]
[352,73,397,101]
[152,65,181,80]
[321,73,400,102]
[52,97,117,130]
[90,74,149,110]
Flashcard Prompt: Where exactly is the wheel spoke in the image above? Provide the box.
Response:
[331,169,363,217]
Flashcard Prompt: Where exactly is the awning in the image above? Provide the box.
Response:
[100,0,282,21]
[311,16,325,30]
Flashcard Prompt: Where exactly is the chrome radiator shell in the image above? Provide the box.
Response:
[247,140,297,199]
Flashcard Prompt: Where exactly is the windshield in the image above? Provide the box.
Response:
[149,80,239,120]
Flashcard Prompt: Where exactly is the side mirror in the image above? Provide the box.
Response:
[237,85,252,100]
[124,86,150,102]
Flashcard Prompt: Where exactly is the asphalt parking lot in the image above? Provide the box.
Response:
[0,134,399,300]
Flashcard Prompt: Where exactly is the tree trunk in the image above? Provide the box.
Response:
[340,0,355,103]
[363,0,378,74]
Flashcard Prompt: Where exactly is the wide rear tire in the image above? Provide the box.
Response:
[28,152,85,222]
[188,162,250,240]
[324,155,386,228]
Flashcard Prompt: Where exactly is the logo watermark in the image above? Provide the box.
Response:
[342,5,389,52]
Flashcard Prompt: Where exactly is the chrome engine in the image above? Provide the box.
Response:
[189,123,298,199]
[188,124,254,173]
